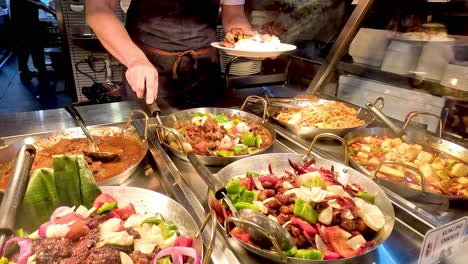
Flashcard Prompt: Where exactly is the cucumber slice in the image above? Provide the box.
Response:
[18,168,58,230]
[53,155,82,206]
[76,155,101,208]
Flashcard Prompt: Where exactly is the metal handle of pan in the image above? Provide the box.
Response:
[403,111,443,139]
[224,216,288,263]
[0,145,36,246]
[308,133,349,166]
[197,210,217,264]
[371,161,427,193]
[240,95,269,120]
[125,110,149,140]
[370,97,385,110]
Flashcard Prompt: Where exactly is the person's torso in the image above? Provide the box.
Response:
[126,0,221,52]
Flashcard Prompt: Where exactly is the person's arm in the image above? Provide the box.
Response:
[86,0,157,103]
[221,4,251,33]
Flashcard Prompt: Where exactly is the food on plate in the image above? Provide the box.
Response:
[275,101,365,129]
[221,27,280,50]
[0,135,146,189]
[211,159,385,260]
[349,136,468,197]
[0,193,200,264]
[400,23,449,41]
[167,112,273,157]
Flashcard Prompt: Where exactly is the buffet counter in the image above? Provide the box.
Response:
[3,99,465,263]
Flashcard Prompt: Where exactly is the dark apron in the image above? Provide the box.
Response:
[123,0,223,106]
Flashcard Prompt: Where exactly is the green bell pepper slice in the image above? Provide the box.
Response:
[294,249,323,260]
[241,132,256,147]
[156,256,172,264]
[142,213,165,225]
[159,220,180,239]
[216,150,234,157]
[283,246,297,256]
[238,190,257,204]
[226,179,243,194]
[232,119,241,125]
[214,113,230,123]
[254,135,263,147]
[234,202,259,211]
[294,198,318,224]
[357,191,376,204]
[233,145,246,155]
[97,201,117,214]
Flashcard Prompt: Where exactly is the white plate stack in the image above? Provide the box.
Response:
[216,26,262,76]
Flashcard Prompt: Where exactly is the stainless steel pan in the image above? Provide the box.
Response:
[344,112,468,204]
[244,95,383,139]
[0,185,206,262]
[157,107,277,166]
[0,110,150,188]
[199,133,395,263]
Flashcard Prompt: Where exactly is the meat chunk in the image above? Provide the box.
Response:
[85,247,121,264]
[130,250,151,264]
[258,189,275,201]
[32,238,74,264]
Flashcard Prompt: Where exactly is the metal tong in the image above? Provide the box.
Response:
[0,145,36,250]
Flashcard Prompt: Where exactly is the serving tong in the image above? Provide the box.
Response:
[0,145,36,252]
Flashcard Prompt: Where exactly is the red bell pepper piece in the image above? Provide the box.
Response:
[356,240,376,255]
[110,203,136,220]
[324,226,357,258]
[290,217,317,236]
[258,175,278,185]
[230,227,254,245]
[93,193,117,210]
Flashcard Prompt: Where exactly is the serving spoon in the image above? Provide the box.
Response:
[0,145,36,251]
[154,125,295,255]
[65,105,120,162]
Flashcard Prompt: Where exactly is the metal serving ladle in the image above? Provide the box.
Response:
[0,145,36,250]
[65,104,120,162]
[154,125,295,257]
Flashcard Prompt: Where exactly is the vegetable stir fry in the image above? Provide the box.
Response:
[0,194,200,264]
[349,136,468,197]
[211,159,385,260]
[168,112,272,157]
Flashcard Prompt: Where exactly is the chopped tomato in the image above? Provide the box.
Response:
[217,142,234,151]
[93,193,117,209]
[231,126,240,135]
[55,213,89,240]
[210,200,228,224]
[325,226,357,258]
[175,235,193,247]
[230,227,253,245]
[110,203,136,220]
[194,141,208,151]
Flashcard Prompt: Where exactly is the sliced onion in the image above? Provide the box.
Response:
[252,177,264,190]
[152,246,201,264]
[38,222,50,238]
[282,188,300,197]
[318,206,333,225]
[315,234,329,252]
[50,206,74,223]
[1,237,32,264]
[282,220,291,229]
[261,197,276,205]
[120,251,135,264]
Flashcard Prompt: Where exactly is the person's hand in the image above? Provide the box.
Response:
[125,58,158,104]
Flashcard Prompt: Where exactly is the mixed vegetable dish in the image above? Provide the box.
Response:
[349,136,468,197]
[0,193,199,264]
[168,112,273,157]
[211,159,386,260]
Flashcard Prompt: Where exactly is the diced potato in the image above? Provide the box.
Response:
[455,177,468,184]
[368,158,381,166]
[379,165,405,178]
[404,161,417,168]
[391,138,403,147]
[381,139,392,149]
[360,145,372,153]
[363,136,372,143]
[357,152,368,160]
[451,163,468,178]
[419,164,434,178]
[414,151,433,166]
[399,145,420,162]
[431,157,446,171]
[384,151,398,161]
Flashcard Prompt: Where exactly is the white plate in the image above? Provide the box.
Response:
[211,42,296,58]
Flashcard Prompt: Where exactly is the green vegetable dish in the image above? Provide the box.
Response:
[211,159,386,260]
[169,112,273,157]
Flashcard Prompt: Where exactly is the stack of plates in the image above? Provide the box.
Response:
[216,26,262,76]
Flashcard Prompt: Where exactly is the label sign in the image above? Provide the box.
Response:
[418,216,468,264]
